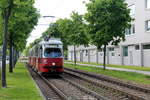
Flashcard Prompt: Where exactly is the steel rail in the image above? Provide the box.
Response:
[61,76,110,100]
[64,68,149,100]
[64,67,150,93]
[27,64,68,100]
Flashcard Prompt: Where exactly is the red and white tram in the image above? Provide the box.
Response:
[28,38,64,75]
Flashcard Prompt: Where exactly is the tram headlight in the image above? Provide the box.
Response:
[52,63,55,66]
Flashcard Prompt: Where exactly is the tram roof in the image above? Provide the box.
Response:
[39,38,62,45]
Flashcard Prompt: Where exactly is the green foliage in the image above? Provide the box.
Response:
[7,0,39,51]
[0,16,3,45]
[0,0,9,9]
[69,11,89,46]
[56,18,73,49]
[85,0,132,49]
[0,0,39,51]
[43,23,60,38]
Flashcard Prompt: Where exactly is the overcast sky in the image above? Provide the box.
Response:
[26,0,89,46]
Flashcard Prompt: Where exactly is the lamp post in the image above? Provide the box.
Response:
[38,15,57,26]
[43,16,55,18]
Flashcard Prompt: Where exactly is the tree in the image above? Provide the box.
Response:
[0,0,39,87]
[56,18,73,51]
[85,0,132,70]
[69,12,89,65]
[43,23,60,38]
[0,0,13,88]
[8,0,39,72]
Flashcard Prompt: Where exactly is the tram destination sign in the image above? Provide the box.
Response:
[45,44,62,48]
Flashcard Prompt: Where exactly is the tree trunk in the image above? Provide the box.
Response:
[103,45,107,70]
[12,46,15,68]
[13,49,17,67]
[12,46,14,68]
[73,45,76,66]
[13,50,19,67]
[2,11,9,88]
[15,51,19,65]
[1,0,13,88]
[9,37,13,73]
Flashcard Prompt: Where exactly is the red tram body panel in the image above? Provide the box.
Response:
[37,58,64,73]
[28,38,64,75]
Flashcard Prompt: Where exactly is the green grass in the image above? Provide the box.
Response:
[65,63,150,85]
[0,63,43,100]
[65,60,150,71]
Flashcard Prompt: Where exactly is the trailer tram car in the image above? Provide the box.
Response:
[28,38,64,75]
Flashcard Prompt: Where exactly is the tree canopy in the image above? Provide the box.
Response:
[85,0,132,69]
[85,0,131,48]
[8,0,39,51]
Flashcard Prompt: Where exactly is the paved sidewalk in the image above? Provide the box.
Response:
[65,62,150,76]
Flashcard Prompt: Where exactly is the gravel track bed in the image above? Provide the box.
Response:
[64,68,150,100]
[47,77,99,100]
[27,65,63,100]
[62,73,129,100]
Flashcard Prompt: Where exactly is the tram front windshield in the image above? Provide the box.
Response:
[44,48,62,58]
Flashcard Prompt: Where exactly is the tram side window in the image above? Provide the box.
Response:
[44,48,62,58]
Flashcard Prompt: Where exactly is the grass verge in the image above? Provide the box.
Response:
[0,62,42,100]
[65,63,150,85]
[65,60,150,71]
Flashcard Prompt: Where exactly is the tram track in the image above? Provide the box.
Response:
[27,64,67,100]
[27,64,108,100]
[47,75,108,100]
[64,67,150,100]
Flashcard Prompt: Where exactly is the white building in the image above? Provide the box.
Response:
[68,0,150,67]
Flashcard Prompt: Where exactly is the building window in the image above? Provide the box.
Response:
[135,45,139,50]
[85,50,88,56]
[146,0,150,9]
[111,52,115,56]
[132,24,135,34]
[146,20,150,31]
[123,46,128,56]
[100,53,103,56]
[125,24,135,35]
[125,28,131,35]
[129,4,135,16]
[143,44,150,49]
[109,47,114,51]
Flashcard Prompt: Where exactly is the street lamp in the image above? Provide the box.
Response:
[42,16,56,18]
[38,16,56,26]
